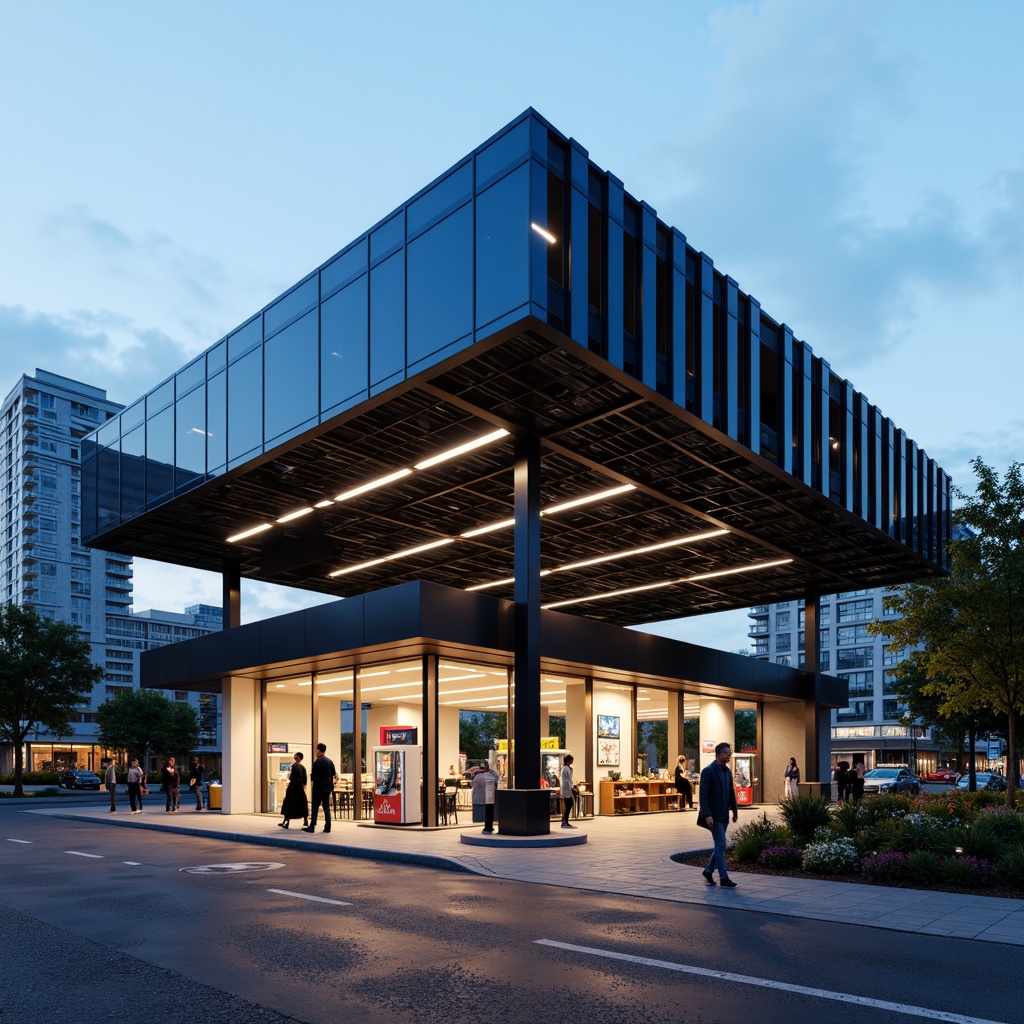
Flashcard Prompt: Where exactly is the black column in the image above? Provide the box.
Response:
[422,654,439,826]
[512,435,541,790]
[222,560,241,629]
[803,588,827,795]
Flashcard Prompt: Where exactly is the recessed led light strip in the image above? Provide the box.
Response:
[226,427,510,544]
[326,483,641,579]
[466,529,729,592]
[540,558,793,609]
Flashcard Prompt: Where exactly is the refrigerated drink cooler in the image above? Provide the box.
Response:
[733,753,757,806]
[370,745,421,824]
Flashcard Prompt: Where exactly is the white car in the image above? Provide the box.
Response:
[861,767,920,796]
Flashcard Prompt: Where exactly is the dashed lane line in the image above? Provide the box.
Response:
[5,839,32,844]
[267,889,352,906]
[64,851,103,859]
[534,940,1007,1024]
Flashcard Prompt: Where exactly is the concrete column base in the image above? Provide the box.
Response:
[497,789,550,836]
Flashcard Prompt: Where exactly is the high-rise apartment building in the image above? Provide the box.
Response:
[0,370,222,773]
[748,591,939,773]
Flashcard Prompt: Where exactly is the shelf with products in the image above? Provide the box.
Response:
[598,779,683,815]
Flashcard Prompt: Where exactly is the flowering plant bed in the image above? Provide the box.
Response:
[676,789,1024,899]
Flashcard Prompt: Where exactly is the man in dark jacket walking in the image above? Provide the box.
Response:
[698,742,739,888]
[302,743,337,834]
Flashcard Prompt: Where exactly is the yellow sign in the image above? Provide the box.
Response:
[540,737,560,750]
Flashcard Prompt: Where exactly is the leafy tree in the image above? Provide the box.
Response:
[459,711,507,762]
[874,459,1024,806]
[0,604,101,797]
[96,688,199,769]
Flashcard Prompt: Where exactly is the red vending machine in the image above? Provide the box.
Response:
[371,739,420,825]
[733,753,757,806]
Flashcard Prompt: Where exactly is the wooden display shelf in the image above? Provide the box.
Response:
[598,779,682,816]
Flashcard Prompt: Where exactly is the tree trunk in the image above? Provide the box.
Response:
[13,730,25,798]
[967,722,977,792]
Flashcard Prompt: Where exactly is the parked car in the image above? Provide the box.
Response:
[921,769,960,783]
[58,769,102,790]
[861,767,920,796]
[956,772,1007,792]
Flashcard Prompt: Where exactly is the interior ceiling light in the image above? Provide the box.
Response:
[541,483,634,516]
[328,537,453,578]
[530,222,557,244]
[461,518,515,539]
[541,558,793,609]
[334,468,412,503]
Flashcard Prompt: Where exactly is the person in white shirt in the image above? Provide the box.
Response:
[559,754,577,829]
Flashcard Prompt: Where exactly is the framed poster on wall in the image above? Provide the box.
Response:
[597,715,620,738]
[598,738,620,766]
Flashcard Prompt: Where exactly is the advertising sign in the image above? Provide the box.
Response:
[373,793,402,824]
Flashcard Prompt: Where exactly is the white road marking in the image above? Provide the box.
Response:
[65,851,103,859]
[5,839,32,844]
[122,861,143,866]
[267,888,352,906]
[534,940,1007,1024]
[179,861,284,875]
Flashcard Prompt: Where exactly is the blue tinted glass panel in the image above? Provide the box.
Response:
[175,384,206,489]
[97,419,119,447]
[370,252,405,385]
[408,205,472,365]
[121,400,144,432]
[476,163,530,328]
[264,309,318,442]
[147,379,174,416]
[321,276,368,410]
[207,370,227,471]
[228,348,262,461]
[408,163,472,237]
[97,442,119,532]
[208,339,227,372]
[321,238,368,297]
[370,213,404,263]
[264,277,317,339]
[476,119,529,189]
[121,426,145,517]
[228,317,262,363]
[146,405,174,505]
[176,357,206,397]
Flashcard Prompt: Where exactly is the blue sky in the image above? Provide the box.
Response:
[2,0,1021,650]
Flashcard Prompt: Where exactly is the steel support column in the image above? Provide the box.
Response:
[803,588,830,795]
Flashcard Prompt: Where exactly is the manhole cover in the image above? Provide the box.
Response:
[180,861,285,875]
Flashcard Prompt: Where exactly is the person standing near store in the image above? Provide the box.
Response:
[104,760,118,813]
[784,757,800,799]
[126,757,144,814]
[472,759,500,833]
[850,761,866,801]
[161,756,180,812]
[674,755,694,810]
[302,743,336,834]
[699,742,739,888]
[189,756,206,811]
[279,751,309,829]
[559,754,577,829]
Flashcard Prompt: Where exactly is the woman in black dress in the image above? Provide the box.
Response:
[673,755,694,809]
[279,751,309,829]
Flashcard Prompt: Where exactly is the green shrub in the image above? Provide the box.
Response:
[977,806,1024,844]
[878,815,958,857]
[993,843,1024,890]
[732,812,790,863]
[802,837,860,875]
[863,793,916,820]
[780,793,832,845]
[941,855,990,887]
[956,816,1002,861]
[829,799,869,837]
[0,772,61,786]
[905,850,942,885]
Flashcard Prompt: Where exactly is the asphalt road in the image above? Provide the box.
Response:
[0,809,1014,1024]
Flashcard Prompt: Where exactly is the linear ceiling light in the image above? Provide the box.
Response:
[541,483,635,517]
[541,558,793,609]
[226,522,272,543]
[334,468,412,503]
[461,518,515,539]
[276,506,315,524]
[328,537,454,577]
[414,428,510,471]
[531,222,557,244]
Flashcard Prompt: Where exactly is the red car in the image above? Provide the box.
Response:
[921,769,960,783]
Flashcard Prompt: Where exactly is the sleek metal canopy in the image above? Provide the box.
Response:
[94,320,942,627]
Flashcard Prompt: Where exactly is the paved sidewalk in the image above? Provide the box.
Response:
[25,803,1024,946]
